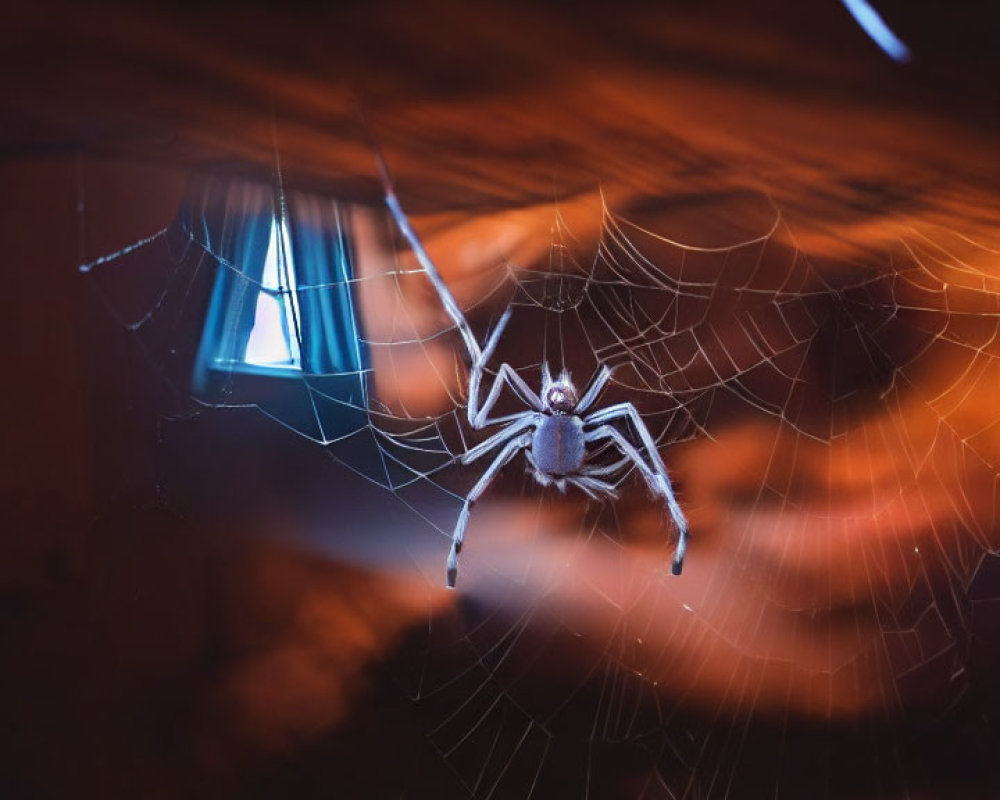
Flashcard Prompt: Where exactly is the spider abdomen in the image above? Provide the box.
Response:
[531,414,585,476]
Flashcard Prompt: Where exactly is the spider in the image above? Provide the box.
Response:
[375,155,688,587]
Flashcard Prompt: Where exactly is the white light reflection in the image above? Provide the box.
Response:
[245,215,303,369]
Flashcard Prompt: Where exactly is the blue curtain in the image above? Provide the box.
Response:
[187,175,274,391]
[287,192,365,376]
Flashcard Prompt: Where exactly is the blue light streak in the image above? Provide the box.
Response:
[840,0,911,62]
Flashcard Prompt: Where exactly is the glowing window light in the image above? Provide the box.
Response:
[244,215,302,369]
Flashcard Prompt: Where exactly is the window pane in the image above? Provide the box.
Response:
[244,216,302,369]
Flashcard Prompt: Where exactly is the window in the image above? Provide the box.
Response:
[183,172,369,442]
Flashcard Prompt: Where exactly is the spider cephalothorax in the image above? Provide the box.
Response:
[543,373,578,414]
[377,153,688,587]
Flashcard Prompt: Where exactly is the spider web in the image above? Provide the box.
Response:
[79,153,1000,799]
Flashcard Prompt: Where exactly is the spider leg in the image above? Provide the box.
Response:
[579,455,631,478]
[584,419,688,575]
[585,402,678,502]
[571,455,634,499]
[447,433,532,588]
[569,475,619,500]
[462,413,539,464]
[377,160,483,367]
[541,361,553,388]
[472,363,543,428]
[574,365,614,415]
[468,310,521,422]
[376,154,539,428]
[460,307,541,428]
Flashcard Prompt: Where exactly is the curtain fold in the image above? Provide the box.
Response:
[287,192,365,376]
[187,175,275,390]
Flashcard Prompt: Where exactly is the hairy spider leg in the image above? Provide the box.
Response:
[584,403,686,522]
[448,432,533,587]
[375,152,482,366]
[378,156,541,430]
[470,310,520,426]
[568,455,636,500]
[383,194,482,363]
[569,475,620,500]
[579,455,632,478]
[470,333,543,428]
[472,364,543,427]
[583,419,688,574]
[461,413,539,464]
[574,365,613,414]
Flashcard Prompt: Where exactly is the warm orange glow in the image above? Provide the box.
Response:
[7,1,1000,794]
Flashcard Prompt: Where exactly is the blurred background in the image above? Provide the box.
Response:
[4,1,1000,797]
